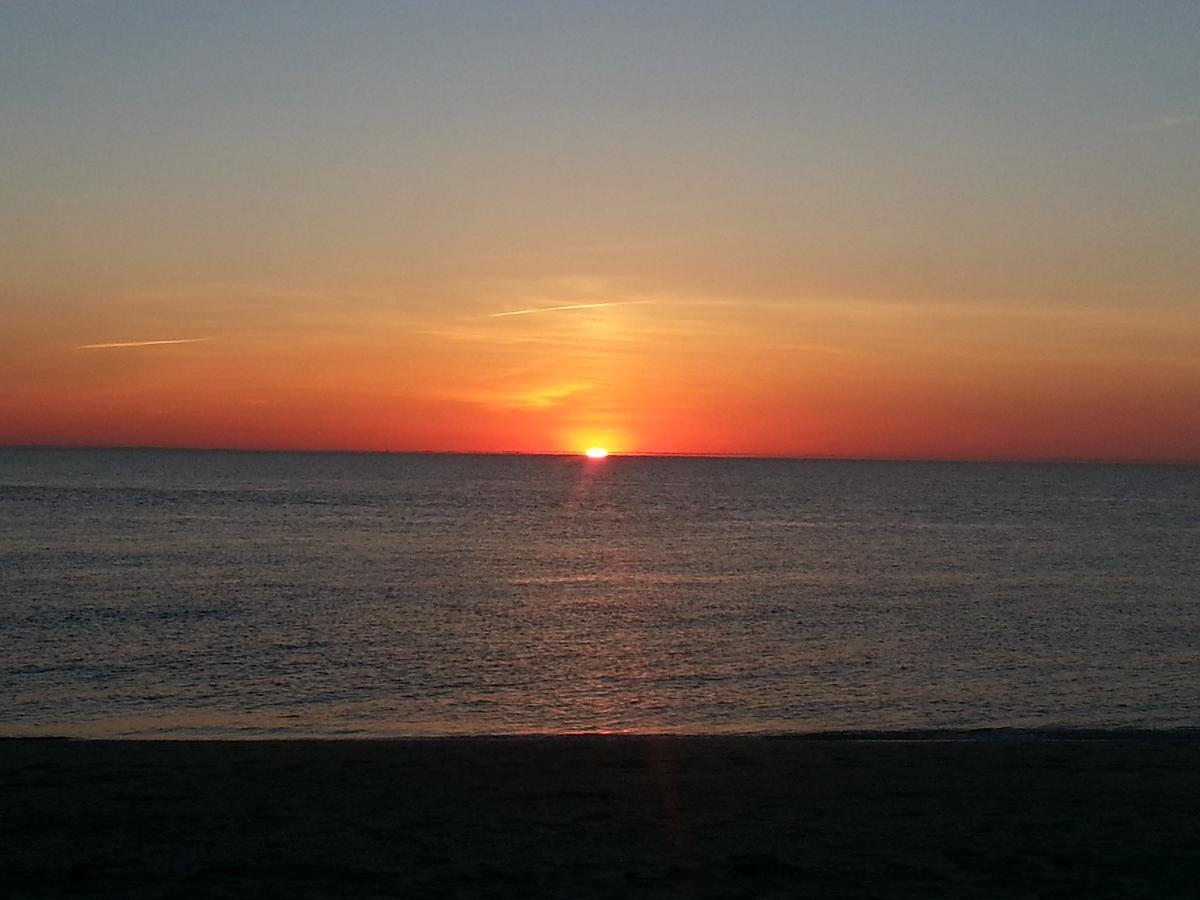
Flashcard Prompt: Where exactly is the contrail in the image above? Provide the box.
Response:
[491,300,651,318]
[76,337,212,350]
[1118,114,1197,134]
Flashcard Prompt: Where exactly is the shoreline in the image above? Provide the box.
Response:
[5,733,1198,897]
[6,725,1200,743]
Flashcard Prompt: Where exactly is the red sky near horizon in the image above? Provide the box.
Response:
[6,290,1197,461]
[4,5,1198,462]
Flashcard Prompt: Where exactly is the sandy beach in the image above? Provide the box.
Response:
[2,734,1198,898]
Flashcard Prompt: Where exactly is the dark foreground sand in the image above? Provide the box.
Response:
[3,735,1198,898]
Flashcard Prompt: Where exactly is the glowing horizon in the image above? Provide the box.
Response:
[2,4,1197,463]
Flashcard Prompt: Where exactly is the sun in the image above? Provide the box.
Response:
[585,447,609,459]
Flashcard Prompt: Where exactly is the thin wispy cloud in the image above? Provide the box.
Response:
[1119,114,1198,135]
[76,337,212,350]
[490,300,653,318]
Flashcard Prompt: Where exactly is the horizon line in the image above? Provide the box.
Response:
[1,443,1196,467]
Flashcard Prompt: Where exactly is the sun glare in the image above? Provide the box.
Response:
[585,447,609,459]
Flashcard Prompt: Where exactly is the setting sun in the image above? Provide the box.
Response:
[585,447,609,459]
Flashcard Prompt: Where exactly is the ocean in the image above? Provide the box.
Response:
[1,449,1196,738]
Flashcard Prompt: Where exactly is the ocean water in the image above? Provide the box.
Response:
[1,449,1197,738]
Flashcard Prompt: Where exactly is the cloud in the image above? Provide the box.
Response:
[445,382,594,412]
[1119,115,1198,135]
[490,300,653,318]
[76,338,212,350]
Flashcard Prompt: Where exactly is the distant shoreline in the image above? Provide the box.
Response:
[2,445,1197,466]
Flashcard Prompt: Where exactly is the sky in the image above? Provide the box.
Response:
[3,1,1198,460]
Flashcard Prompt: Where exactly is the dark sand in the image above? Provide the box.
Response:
[3,735,1198,898]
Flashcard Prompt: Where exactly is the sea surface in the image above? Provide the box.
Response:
[1,449,1197,738]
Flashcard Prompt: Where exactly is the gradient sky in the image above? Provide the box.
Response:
[3,2,1197,459]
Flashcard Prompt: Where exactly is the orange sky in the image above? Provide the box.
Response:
[4,285,1196,460]
[3,5,1198,461]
